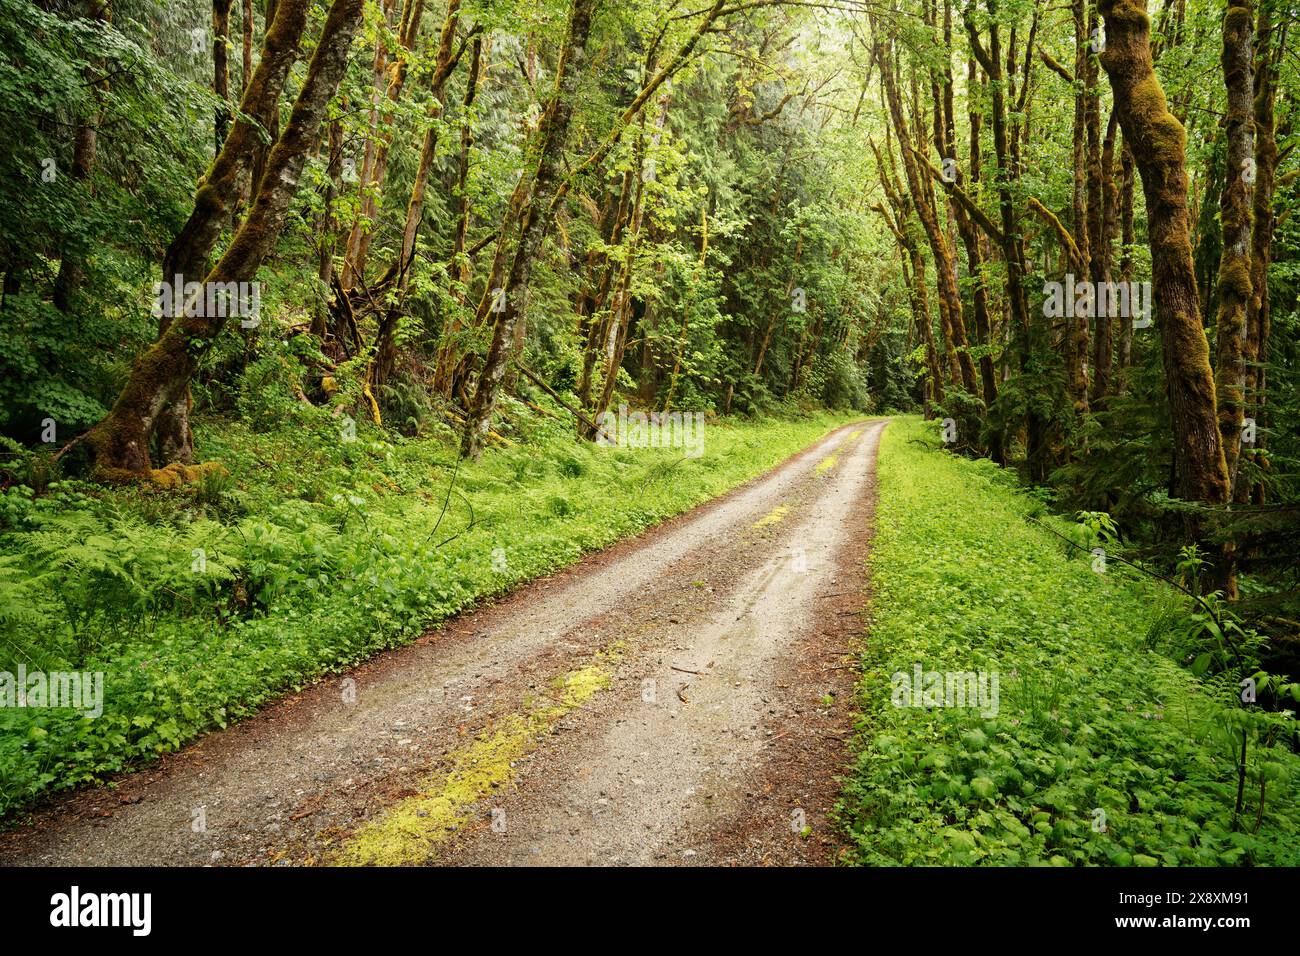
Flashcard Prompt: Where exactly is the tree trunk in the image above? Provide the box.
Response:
[162,0,308,291]
[392,0,464,287]
[1118,135,1136,371]
[878,33,977,400]
[1091,110,1120,407]
[963,4,1039,474]
[589,94,670,429]
[52,0,108,313]
[340,0,398,289]
[461,0,599,459]
[1068,0,1092,413]
[1098,0,1229,503]
[1213,0,1255,491]
[250,0,282,205]
[242,0,253,94]
[86,0,366,475]
[312,119,343,337]
[948,51,1000,458]
[577,168,634,407]
[214,0,235,151]
[431,32,484,397]
[154,0,309,464]
[1244,0,1279,505]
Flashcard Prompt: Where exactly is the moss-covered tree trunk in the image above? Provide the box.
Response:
[577,168,635,407]
[152,0,309,465]
[1117,136,1136,371]
[1213,0,1255,491]
[461,0,599,460]
[311,118,343,338]
[1092,111,1119,407]
[957,53,1000,459]
[1084,20,1111,410]
[587,102,664,437]
[164,0,307,291]
[85,0,365,475]
[963,3,1039,475]
[213,0,235,150]
[878,29,978,401]
[1097,0,1230,503]
[871,136,944,413]
[1244,0,1279,505]
[431,31,484,398]
[1068,0,1092,414]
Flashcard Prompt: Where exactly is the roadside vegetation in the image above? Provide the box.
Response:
[1,0,1297,867]
[0,406,850,817]
[842,417,1300,866]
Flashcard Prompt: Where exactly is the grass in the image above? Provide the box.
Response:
[0,403,855,819]
[840,416,1300,866]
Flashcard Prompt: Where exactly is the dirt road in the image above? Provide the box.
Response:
[0,419,885,867]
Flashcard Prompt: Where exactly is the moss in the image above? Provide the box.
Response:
[1105,0,1150,30]
[753,504,789,529]
[1129,76,1183,156]
[332,662,611,866]
[145,461,229,490]
[816,454,839,473]
[1217,258,1252,301]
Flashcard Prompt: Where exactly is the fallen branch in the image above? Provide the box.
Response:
[514,361,603,435]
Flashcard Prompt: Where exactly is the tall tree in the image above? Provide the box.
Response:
[1097,0,1229,503]
[461,0,601,459]
[1213,0,1255,492]
[84,0,366,474]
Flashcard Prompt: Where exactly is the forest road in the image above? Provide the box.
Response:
[0,419,885,867]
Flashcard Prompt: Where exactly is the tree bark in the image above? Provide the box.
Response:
[1244,0,1279,505]
[1213,0,1255,491]
[1097,0,1230,503]
[154,0,309,464]
[162,0,308,291]
[877,29,977,399]
[1068,0,1092,413]
[86,0,366,475]
[214,0,235,151]
[1117,135,1136,371]
[461,0,600,459]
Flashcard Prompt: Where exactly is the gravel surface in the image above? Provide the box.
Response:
[0,419,884,867]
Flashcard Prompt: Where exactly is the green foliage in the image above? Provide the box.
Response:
[0,410,851,817]
[840,418,1300,866]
